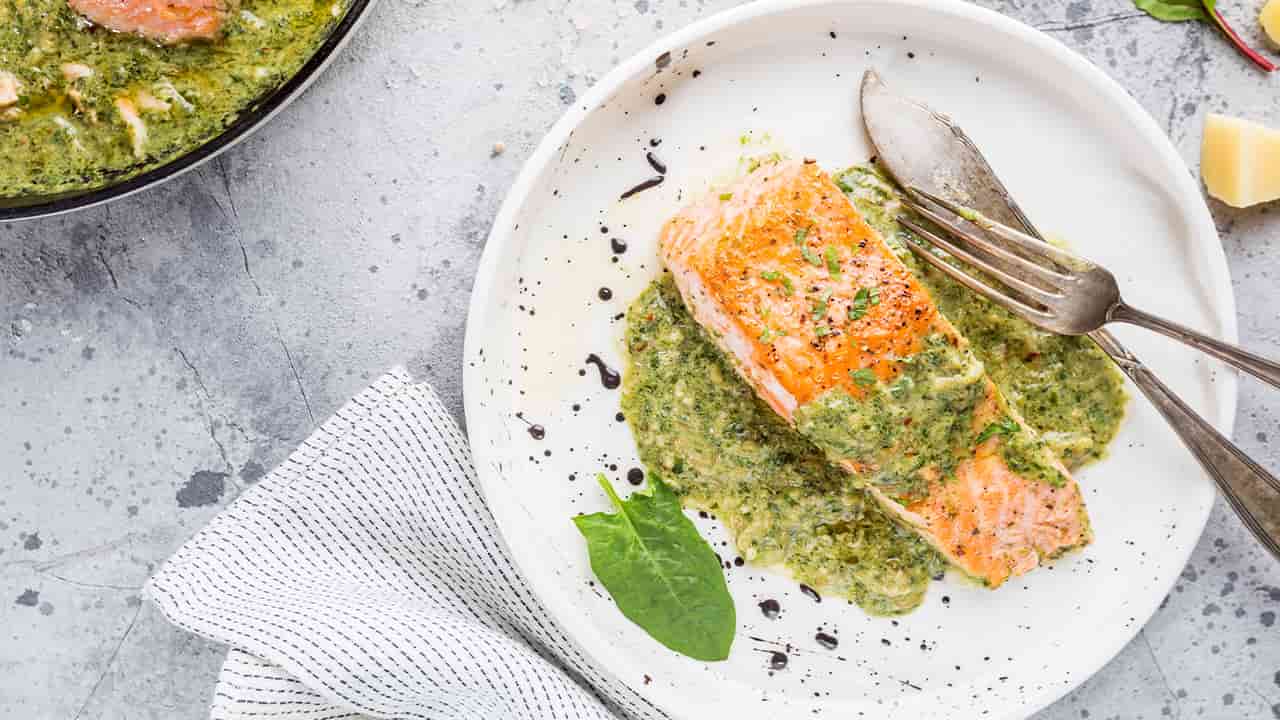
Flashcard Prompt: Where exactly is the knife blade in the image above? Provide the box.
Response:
[859,69,1044,239]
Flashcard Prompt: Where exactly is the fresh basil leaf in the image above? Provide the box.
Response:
[573,474,736,662]
[1134,0,1206,21]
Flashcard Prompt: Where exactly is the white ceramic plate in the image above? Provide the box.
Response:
[463,2,1238,718]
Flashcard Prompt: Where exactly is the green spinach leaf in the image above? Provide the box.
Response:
[573,474,736,661]
[1134,0,1205,21]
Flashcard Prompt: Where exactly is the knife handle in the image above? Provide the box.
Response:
[1089,329,1280,561]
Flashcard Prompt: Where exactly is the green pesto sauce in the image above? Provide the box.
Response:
[792,335,987,502]
[623,164,1126,613]
[622,277,945,615]
[0,0,342,196]
[836,164,1127,470]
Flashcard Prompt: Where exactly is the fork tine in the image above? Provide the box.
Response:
[899,230,1056,325]
[899,217,1062,307]
[907,185,1083,270]
[901,196,1071,288]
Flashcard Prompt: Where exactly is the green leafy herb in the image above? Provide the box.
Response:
[869,286,881,306]
[760,270,794,295]
[573,474,736,662]
[1133,0,1274,72]
[759,327,783,343]
[890,376,915,399]
[719,192,734,201]
[800,246,822,266]
[814,325,832,337]
[835,178,855,193]
[824,246,841,276]
[794,227,810,244]
[849,287,871,321]
[849,367,877,386]
[811,289,832,321]
[975,416,1021,445]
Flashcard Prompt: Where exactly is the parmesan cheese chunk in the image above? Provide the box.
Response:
[1201,113,1280,208]
[1263,0,1280,47]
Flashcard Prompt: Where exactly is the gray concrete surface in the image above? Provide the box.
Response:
[2,0,1278,718]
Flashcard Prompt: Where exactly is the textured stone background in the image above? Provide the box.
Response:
[2,0,1279,718]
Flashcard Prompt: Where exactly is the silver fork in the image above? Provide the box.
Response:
[899,186,1280,559]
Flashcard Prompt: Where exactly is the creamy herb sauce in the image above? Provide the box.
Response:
[837,165,1127,469]
[623,164,1126,613]
[623,277,945,615]
[0,0,342,196]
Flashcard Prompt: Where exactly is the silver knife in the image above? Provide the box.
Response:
[860,69,1280,559]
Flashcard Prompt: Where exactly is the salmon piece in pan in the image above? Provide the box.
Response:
[68,0,235,44]
[658,158,1090,587]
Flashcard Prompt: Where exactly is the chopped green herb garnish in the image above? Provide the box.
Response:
[849,288,871,321]
[794,227,809,244]
[811,289,832,321]
[824,246,841,276]
[759,327,786,343]
[719,193,733,201]
[869,286,881,305]
[835,178,855,193]
[849,368,876,386]
[800,246,822,266]
[890,376,915,399]
[814,325,832,338]
[975,416,1020,444]
[760,270,795,296]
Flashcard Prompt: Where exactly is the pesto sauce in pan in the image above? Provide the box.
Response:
[0,0,343,197]
[622,164,1126,612]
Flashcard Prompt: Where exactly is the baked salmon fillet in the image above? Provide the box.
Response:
[658,159,1090,587]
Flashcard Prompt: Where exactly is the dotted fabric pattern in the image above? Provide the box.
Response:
[148,369,664,720]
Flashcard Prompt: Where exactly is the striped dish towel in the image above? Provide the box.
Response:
[147,369,663,720]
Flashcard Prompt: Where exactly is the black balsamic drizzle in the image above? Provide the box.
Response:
[758,599,781,619]
[585,354,621,389]
[598,287,613,301]
[799,584,822,603]
[514,412,545,440]
[769,651,788,670]
[815,632,839,650]
[626,467,644,486]
[619,175,664,200]
[610,237,628,254]
[646,151,667,175]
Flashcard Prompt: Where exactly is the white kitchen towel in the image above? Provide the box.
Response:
[147,368,662,720]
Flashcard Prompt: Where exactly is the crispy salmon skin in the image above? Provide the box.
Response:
[658,159,1090,587]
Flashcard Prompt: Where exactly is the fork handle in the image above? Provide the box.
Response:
[1092,331,1280,560]
[1110,302,1280,389]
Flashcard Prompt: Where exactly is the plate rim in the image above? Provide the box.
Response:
[463,1,1239,717]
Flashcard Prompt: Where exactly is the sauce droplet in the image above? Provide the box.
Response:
[799,584,822,603]
[610,238,628,254]
[815,632,839,650]
[627,467,644,485]
[528,425,545,440]
[758,599,781,619]
[598,287,613,301]
[585,354,621,389]
[769,651,788,670]
[646,151,667,175]
[619,175,664,200]
[654,92,667,105]
[649,137,662,147]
